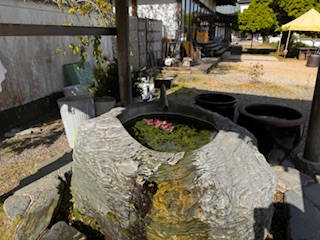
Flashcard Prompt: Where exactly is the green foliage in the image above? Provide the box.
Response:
[87,61,143,100]
[290,41,307,48]
[238,0,320,40]
[277,0,318,18]
[275,1,320,38]
[87,60,119,98]
[131,118,215,152]
[238,0,278,36]
[54,0,114,66]
[54,0,114,26]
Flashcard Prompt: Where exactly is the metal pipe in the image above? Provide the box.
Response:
[284,30,291,58]
[160,84,169,110]
[277,32,283,57]
[303,63,320,164]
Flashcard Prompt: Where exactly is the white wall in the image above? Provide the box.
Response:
[240,3,250,12]
[0,0,114,111]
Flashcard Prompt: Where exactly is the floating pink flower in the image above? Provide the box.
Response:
[146,118,154,125]
[145,118,174,131]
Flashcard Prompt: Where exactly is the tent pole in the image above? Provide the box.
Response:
[276,32,282,57]
[284,30,291,58]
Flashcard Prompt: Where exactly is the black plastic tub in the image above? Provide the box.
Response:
[306,53,320,67]
[195,93,237,120]
[237,103,306,163]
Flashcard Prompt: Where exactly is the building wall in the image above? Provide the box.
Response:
[0,0,114,111]
[134,2,179,39]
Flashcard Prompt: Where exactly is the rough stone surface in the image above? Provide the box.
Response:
[3,194,31,220]
[72,104,277,240]
[41,221,87,240]
[285,190,320,240]
[14,176,63,240]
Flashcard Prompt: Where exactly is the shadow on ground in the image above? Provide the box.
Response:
[0,112,64,154]
[0,151,72,202]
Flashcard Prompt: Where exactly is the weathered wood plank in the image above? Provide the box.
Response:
[0,23,116,36]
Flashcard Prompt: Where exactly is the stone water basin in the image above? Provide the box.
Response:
[71,101,277,240]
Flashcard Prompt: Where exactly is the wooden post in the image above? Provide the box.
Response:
[115,0,132,107]
[303,63,320,163]
[132,0,137,17]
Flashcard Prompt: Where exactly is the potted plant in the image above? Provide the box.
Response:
[87,62,117,116]
[87,60,144,115]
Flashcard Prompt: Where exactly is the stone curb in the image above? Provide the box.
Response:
[273,161,320,240]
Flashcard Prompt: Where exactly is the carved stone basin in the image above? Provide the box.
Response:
[71,101,277,240]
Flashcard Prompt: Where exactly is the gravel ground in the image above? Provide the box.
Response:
[0,56,318,197]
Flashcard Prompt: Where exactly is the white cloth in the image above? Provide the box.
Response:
[0,60,7,92]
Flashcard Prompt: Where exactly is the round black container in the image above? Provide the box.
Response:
[237,104,306,163]
[306,53,320,67]
[195,93,237,120]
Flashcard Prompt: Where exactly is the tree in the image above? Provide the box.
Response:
[238,0,278,42]
[277,0,318,19]
[273,0,320,40]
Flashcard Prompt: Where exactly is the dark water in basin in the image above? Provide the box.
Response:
[123,114,218,152]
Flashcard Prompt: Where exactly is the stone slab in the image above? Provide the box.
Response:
[41,221,87,240]
[303,183,320,210]
[223,52,278,61]
[14,176,63,240]
[272,166,314,193]
[3,195,31,220]
[285,190,320,240]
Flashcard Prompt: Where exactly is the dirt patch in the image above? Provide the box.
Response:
[0,111,71,196]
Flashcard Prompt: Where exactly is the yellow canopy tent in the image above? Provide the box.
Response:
[279,8,320,54]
